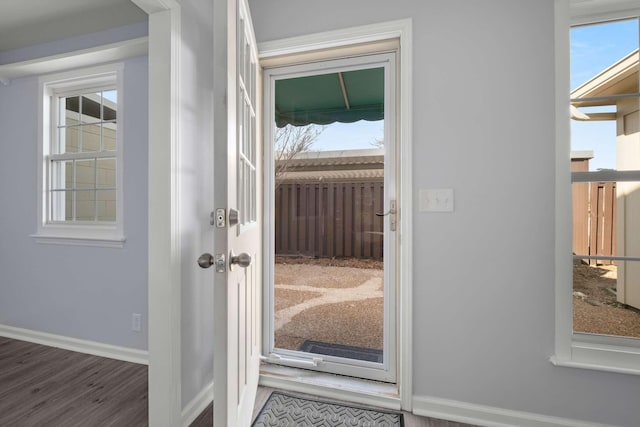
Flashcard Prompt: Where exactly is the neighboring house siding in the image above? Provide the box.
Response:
[617,99,640,308]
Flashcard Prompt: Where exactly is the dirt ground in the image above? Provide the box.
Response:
[573,263,640,338]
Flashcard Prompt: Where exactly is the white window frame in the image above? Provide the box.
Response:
[552,0,640,375]
[33,63,125,247]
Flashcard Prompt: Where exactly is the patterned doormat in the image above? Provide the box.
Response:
[298,340,383,363]
[252,392,404,426]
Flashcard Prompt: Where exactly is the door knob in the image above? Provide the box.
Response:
[230,251,251,270]
[197,253,214,268]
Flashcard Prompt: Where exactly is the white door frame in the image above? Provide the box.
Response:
[131,0,183,425]
[258,19,413,410]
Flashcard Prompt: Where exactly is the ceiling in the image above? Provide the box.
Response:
[0,0,147,52]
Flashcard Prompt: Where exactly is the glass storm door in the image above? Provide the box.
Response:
[263,52,397,383]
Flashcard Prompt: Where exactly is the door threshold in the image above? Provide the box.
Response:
[259,362,401,410]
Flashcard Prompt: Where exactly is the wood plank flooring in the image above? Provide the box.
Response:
[0,337,147,427]
[0,337,474,427]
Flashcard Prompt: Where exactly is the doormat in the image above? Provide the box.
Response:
[298,340,383,363]
[252,392,404,426]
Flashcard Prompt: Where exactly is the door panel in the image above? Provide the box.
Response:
[213,0,261,425]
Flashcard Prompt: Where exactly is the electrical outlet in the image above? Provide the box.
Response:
[131,313,142,332]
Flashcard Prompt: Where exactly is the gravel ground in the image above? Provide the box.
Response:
[574,298,640,338]
[573,263,640,338]
[275,297,383,351]
[274,260,383,352]
[274,260,640,354]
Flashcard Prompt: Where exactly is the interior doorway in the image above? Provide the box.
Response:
[262,52,398,383]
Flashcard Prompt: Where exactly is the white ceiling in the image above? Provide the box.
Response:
[0,0,147,52]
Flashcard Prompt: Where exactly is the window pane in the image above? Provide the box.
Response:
[571,18,640,340]
[75,190,96,221]
[97,158,116,188]
[78,93,102,124]
[59,126,79,154]
[571,19,638,91]
[62,96,81,123]
[239,159,246,224]
[103,122,117,151]
[81,124,102,152]
[50,160,74,191]
[574,260,640,339]
[97,190,116,221]
[251,168,256,221]
[102,90,117,121]
[76,159,96,190]
[49,190,72,221]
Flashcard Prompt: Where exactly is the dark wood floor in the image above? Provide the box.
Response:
[0,337,147,427]
[1,337,473,427]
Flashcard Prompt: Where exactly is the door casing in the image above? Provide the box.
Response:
[257,19,414,410]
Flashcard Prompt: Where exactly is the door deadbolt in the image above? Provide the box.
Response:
[213,208,226,227]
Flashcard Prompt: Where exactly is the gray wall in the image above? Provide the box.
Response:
[178,0,216,409]
[0,43,148,350]
[248,0,640,426]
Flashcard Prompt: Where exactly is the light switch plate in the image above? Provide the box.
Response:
[419,189,454,212]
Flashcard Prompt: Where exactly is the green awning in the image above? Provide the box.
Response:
[275,67,384,128]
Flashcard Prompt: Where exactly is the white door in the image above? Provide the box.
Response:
[212,0,261,425]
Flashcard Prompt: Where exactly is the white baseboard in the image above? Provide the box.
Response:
[412,395,613,427]
[182,382,213,427]
[0,324,148,365]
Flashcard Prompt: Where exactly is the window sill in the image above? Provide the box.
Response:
[551,335,640,376]
[31,233,126,248]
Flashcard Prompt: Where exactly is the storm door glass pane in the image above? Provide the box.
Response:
[273,67,386,363]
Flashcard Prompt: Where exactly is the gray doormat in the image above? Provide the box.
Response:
[252,392,404,426]
[298,340,383,363]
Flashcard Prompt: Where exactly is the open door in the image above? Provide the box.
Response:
[210,0,261,425]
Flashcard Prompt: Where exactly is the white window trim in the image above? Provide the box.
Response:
[33,63,126,248]
[552,0,640,375]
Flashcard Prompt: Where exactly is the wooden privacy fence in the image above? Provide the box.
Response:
[275,182,384,260]
[573,181,617,264]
